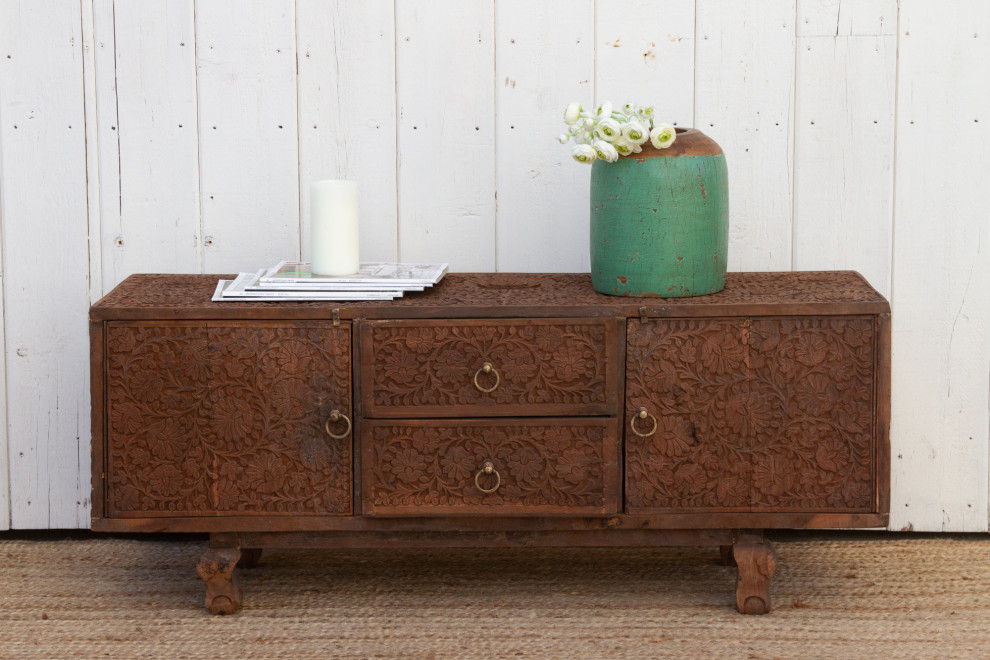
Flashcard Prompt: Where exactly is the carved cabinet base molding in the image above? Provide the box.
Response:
[91,272,891,615]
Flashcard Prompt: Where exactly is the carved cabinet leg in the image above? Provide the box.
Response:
[732,534,778,615]
[197,548,243,615]
[239,548,263,569]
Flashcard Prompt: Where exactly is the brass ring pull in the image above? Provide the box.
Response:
[630,407,658,438]
[474,461,501,494]
[473,362,500,393]
[324,409,352,440]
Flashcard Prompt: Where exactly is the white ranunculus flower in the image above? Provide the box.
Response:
[612,136,635,156]
[563,102,582,125]
[597,100,613,118]
[622,121,649,145]
[557,133,571,144]
[572,144,597,163]
[595,118,622,142]
[650,123,677,149]
[592,140,619,163]
[640,106,655,120]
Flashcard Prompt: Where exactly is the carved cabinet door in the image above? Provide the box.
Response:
[105,321,352,517]
[624,317,877,513]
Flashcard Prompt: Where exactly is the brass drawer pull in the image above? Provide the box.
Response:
[630,407,658,438]
[473,362,500,393]
[324,410,352,440]
[474,461,501,493]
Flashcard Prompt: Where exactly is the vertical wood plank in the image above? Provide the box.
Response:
[695,0,796,271]
[596,0,695,127]
[92,0,119,291]
[495,0,594,273]
[98,0,201,291]
[793,0,896,296]
[196,0,300,272]
[0,170,7,529]
[0,0,91,528]
[297,0,397,264]
[890,1,990,532]
[81,0,104,308]
[395,1,495,271]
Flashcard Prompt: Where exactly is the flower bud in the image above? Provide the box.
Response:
[571,144,597,163]
[650,123,677,149]
[557,133,570,144]
[592,140,619,163]
[563,102,583,125]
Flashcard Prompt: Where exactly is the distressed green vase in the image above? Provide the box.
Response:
[590,127,728,297]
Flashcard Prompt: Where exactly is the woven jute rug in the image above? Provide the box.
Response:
[1,532,988,658]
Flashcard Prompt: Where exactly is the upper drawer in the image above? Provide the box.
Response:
[359,319,619,418]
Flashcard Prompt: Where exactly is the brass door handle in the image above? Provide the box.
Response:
[324,409,352,440]
[630,407,658,437]
[474,461,501,493]
[473,362,500,393]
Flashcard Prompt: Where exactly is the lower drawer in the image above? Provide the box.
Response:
[361,418,620,517]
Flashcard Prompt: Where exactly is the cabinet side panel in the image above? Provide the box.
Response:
[90,321,106,525]
[876,312,891,516]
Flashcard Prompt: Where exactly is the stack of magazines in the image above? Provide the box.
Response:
[213,261,449,302]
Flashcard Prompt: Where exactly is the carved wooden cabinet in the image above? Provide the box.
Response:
[91,272,890,615]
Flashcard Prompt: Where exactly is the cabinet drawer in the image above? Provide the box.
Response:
[105,321,353,517]
[361,418,620,516]
[360,319,618,418]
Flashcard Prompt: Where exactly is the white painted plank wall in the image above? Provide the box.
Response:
[297,0,397,265]
[96,0,202,290]
[792,0,896,297]
[395,0,496,271]
[495,0,593,273]
[695,0,796,272]
[0,0,92,528]
[196,0,300,273]
[596,0,695,128]
[890,0,990,532]
[1,1,989,531]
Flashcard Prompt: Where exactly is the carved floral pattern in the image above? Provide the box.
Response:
[365,422,613,513]
[625,317,875,511]
[92,271,887,317]
[106,323,352,515]
[367,321,610,411]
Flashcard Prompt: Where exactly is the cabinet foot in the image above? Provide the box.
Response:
[196,548,243,615]
[239,548,263,569]
[732,534,778,615]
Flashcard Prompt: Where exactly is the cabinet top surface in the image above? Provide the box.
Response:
[90,271,889,321]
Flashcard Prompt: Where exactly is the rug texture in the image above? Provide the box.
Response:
[1,533,988,658]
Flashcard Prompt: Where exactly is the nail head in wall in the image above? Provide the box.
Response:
[204,236,214,246]
[114,236,124,247]
[180,42,184,46]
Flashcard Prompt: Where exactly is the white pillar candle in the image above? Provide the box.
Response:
[310,180,359,276]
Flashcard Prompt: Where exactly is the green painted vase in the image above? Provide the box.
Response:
[590,127,728,297]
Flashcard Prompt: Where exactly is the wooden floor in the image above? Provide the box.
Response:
[1,531,988,658]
